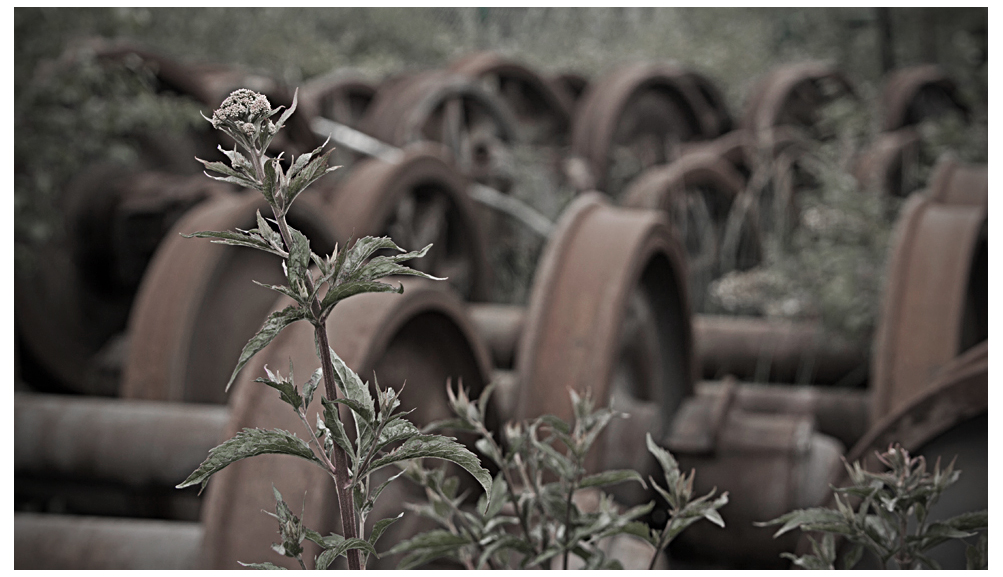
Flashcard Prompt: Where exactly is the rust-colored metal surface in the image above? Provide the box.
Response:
[666,381,845,566]
[569,62,725,197]
[514,193,693,496]
[15,169,225,395]
[622,152,761,309]
[880,64,971,131]
[741,61,855,141]
[358,70,519,190]
[450,51,574,145]
[120,191,338,403]
[926,155,988,207]
[15,513,203,570]
[299,71,378,130]
[15,393,227,488]
[321,145,491,301]
[199,278,492,569]
[693,315,869,386]
[870,159,987,422]
[852,127,922,197]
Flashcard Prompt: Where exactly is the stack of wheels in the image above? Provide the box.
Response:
[797,157,987,570]
[569,62,731,197]
[464,194,852,568]
[357,70,519,192]
[317,144,492,302]
[200,277,494,569]
[15,169,228,396]
[15,278,496,570]
[855,65,972,198]
[620,151,762,311]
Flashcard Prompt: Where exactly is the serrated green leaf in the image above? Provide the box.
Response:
[287,149,337,208]
[364,468,408,516]
[337,236,403,284]
[176,428,320,492]
[251,279,304,304]
[238,561,287,570]
[197,157,260,190]
[320,280,403,317]
[365,434,492,498]
[326,347,375,429]
[579,469,647,490]
[302,368,322,408]
[225,305,307,391]
[321,397,356,465]
[255,376,302,411]
[181,229,285,258]
[261,157,278,205]
[350,245,444,284]
[940,509,988,532]
[386,528,472,557]
[646,433,681,493]
[375,418,421,451]
[285,225,311,299]
[255,210,284,252]
[369,513,404,549]
[479,474,508,518]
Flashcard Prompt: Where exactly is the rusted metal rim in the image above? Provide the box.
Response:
[570,62,718,196]
[880,64,972,132]
[450,51,574,145]
[741,61,855,140]
[15,167,225,395]
[322,144,492,301]
[120,191,338,403]
[926,155,988,207]
[850,340,986,467]
[358,71,519,191]
[200,278,492,569]
[299,71,378,129]
[515,193,693,476]
[622,153,760,309]
[870,176,987,422]
[852,128,922,197]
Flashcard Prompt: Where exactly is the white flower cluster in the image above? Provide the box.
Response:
[211,89,272,128]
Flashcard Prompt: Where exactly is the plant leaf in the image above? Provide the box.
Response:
[365,434,492,498]
[579,469,647,490]
[320,280,403,317]
[181,229,285,258]
[255,375,302,411]
[326,347,375,428]
[369,513,404,549]
[302,368,322,408]
[176,428,320,492]
[238,561,287,570]
[225,305,307,391]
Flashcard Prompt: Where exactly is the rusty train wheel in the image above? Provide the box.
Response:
[358,71,519,191]
[514,194,692,503]
[120,191,338,404]
[549,71,590,110]
[450,51,573,146]
[740,61,855,143]
[622,153,760,311]
[570,63,721,197]
[321,145,492,302]
[200,278,492,569]
[880,64,972,132]
[15,168,225,395]
[870,159,986,423]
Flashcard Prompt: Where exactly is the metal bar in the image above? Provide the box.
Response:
[15,392,229,487]
[15,513,203,570]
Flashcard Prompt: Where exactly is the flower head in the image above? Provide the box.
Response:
[211,89,272,129]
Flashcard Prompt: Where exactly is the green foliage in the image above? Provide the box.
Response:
[757,444,988,569]
[394,383,727,569]
[14,43,203,271]
[177,89,485,570]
